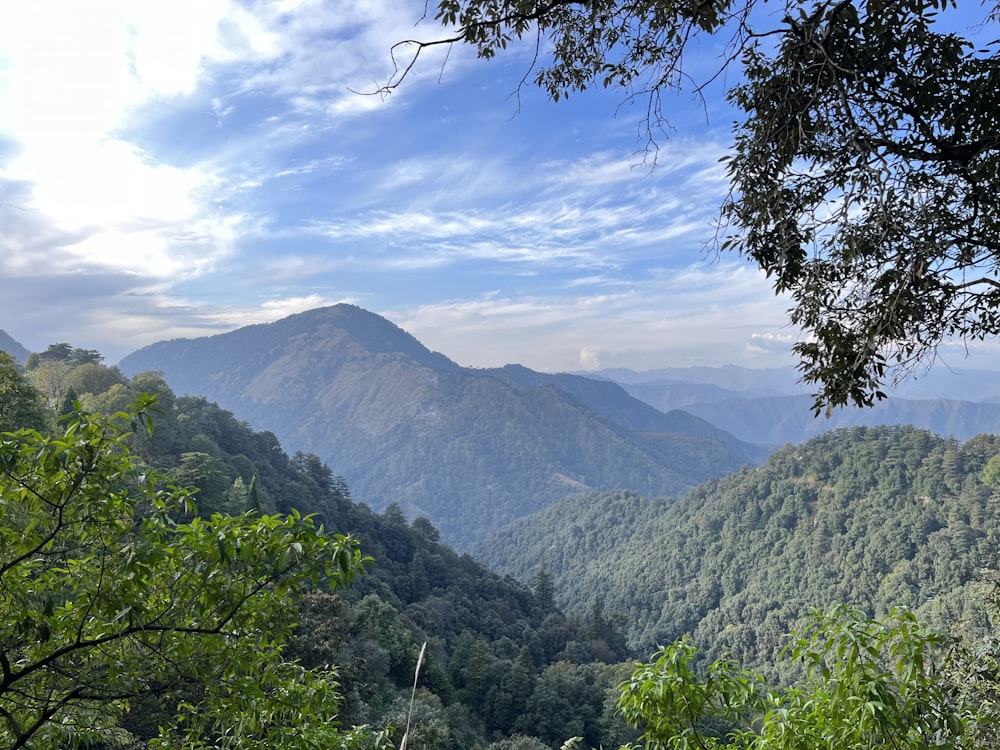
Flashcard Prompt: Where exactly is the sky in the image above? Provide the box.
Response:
[0,0,996,376]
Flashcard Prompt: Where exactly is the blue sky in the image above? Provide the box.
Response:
[1,1,996,375]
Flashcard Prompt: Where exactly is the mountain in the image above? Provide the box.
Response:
[679,394,1000,445]
[619,385,1000,445]
[473,426,1000,673]
[587,363,1000,402]
[484,364,768,462]
[0,330,29,364]
[19,365,635,749]
[119,305,764,548]
[587,365,1000,444]
[585,364,805,394]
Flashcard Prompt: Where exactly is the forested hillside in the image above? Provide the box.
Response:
[10,342,1000,746]
[487,365,768,463]
[475,426,1000,674]
[1,348,638,749]
[119,304,764,547]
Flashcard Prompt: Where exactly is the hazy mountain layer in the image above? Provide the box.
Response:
[474,426,1000,672]
[484,365,769,464]
[583,365,1000,444]
[0,330,29,364]
[588,363,1000,402]
[624,387,1000,445]
[585,364,804,393]
[120,305,764,547]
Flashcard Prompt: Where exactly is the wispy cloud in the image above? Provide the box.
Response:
[388,261,798,372]
[290,137,728,280]
[745,332,797,356]
[0,1,872,382]
[31,291,357,363]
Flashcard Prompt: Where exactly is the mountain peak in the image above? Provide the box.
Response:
[279,305,459,371]
[119,304,765,546]
[120,305,460,385]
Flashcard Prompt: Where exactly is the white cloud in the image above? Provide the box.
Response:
[0,1,249,155]
[543,140,727,190]
[0,0,248,287]
[745,332,797,356]
[274,156,348,178]
[542,151,644,189]
[388,261,796,371]
[61,211,247,280]
[27,140,209,229]
[303,142,725,271]
[254,294,343,321]
[579,347,603,370]
[220,0,459,117]
[25,291,354,364]
[0,1,809,380]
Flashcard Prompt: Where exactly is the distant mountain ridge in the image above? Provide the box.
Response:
[586,365,1000,444]
[120,305,764,547]
[679,394,1000,445]
[585,363,1000,402]
[484,364,766,461]
[0,330,29,364]
[585,364,805,394]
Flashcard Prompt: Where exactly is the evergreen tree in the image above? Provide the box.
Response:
[57,386,79,421]
[0,352,46,433]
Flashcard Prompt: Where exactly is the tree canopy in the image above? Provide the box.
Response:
[474,426,1000,671]
[0,353,45,434]
[617,606,975,749]
[0,361,644,748]
[0,396,373,749]
[386,0,1000,411]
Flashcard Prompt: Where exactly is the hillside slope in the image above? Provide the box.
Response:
[120,305,764,547]
[487,364,768,463]
[0,330,29,364]
[12,362,636,749]
[474,426,1000,670]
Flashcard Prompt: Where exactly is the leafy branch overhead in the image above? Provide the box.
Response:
[384,0,1000,412]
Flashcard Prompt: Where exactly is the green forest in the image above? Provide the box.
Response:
[476,427,1000,669]
[0,348,637,749]
[3,0,999,745]
[6,344,1000,748]
[117,304,765,549]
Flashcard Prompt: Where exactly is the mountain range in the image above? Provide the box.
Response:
[590,365,1000,445]
[117,305,765,547]
[13,304,1000,546]
[8,311,1000,680]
